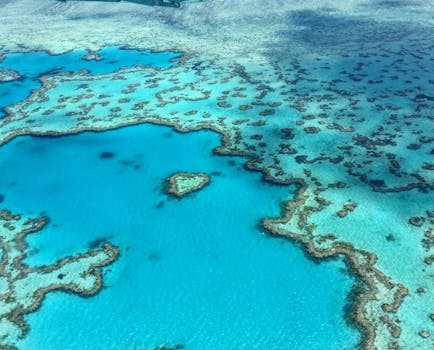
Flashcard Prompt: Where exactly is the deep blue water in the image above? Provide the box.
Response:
[0,46,180,118]
[0,123,360,349]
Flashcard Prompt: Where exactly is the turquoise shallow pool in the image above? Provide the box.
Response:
[0,47,361,349]
[0,123,359,349]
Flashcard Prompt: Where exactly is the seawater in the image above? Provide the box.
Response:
[0,47,360,349]
[0,124,360,349]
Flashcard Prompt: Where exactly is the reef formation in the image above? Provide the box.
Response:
[0,0,433,348]
[165,172,210,198]
[0,69,20,83]
[0,210,119,349]
[0,40,432,348]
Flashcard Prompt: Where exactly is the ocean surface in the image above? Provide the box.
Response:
[0,47,360,349]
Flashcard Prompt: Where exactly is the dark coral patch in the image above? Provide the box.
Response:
[385,234,395,242]
[100,152,115,159]
[295,155,308,164]
[369,179,386,188]
[259,109,275,116]
[407,143,421,150]
[304,126,320,134]
[154,345,184,350]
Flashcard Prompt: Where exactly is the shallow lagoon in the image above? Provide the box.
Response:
[0,123,359,349]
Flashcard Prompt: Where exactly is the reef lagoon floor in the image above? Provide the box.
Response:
[0,1,433,349]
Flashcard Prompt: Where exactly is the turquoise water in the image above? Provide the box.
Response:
[0,123,359,349]
[0,4,433,347]
[0,46,180,118]
[0,46,361,349]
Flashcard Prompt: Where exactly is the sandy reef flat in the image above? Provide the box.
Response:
[0,0,433,349]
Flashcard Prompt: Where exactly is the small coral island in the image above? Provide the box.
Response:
[165,172,210,198]
[0,68,21,82]
[0,209,119,349]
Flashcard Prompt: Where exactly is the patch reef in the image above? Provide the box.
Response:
[165,172,210,198]
[0,210,119,349]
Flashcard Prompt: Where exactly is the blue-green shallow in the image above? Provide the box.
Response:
[0,47,180,118]
[0,123,360,349]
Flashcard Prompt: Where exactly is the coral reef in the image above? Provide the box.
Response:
[165,172,210,198]
[0,210,119,349]
[0,69,20,82]
[0,2,433,343]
